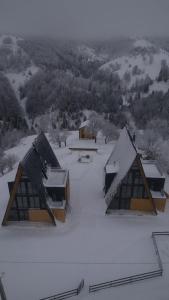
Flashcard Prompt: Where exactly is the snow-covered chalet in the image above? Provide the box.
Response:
[104,127,167,214]
[2,132,70,225]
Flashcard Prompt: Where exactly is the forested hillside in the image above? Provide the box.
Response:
[1,35,169,132]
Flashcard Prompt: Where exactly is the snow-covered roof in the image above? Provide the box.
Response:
[106,162,119,174]
[44,168,68,187]
[105,127,137,206]
[142,161,165,179]
[150,190,166,200]
[79,120,90,129]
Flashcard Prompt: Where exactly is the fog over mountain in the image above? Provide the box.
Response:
[0,0,169,39]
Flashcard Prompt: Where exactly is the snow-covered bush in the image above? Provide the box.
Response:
[0,153,18,175]
[136,128,169,173]
[2,129,25,150]
[136,129,162,160]
[102,121,119,143]
[5,154,18,171]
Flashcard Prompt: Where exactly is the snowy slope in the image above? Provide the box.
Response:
[77,45,108,62]
[100,39,169,92]
[6,65,39,100]
[0,134,169,300]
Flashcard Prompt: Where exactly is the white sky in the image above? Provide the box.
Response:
[0,0,169,39]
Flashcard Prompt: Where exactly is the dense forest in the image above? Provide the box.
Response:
[0,36,169,168]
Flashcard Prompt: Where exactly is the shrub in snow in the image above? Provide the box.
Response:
[0,153,18,175]
[5,154,18,171]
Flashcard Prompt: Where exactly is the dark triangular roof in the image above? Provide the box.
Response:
[32,132,61,168]
[20,132,61,197]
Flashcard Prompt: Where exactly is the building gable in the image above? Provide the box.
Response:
[2,132,60,225]
[106,156,155,212]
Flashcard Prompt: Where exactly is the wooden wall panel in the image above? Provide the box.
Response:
[52,208,66,222]
[28,209,53,223]
[130,198,154,212]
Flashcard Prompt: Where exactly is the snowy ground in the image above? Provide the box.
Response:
[0,133,169,300]
[100,39,169,93]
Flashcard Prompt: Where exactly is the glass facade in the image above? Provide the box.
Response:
[8,179,46,221]
[109,160,148,210]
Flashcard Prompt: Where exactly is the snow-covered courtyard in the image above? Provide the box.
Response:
[0,133,169,300]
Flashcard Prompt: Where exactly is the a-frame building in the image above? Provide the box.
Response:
[2,132,70,225]
[105,127,167,214]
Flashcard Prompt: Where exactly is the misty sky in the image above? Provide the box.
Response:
[0,0,169,39]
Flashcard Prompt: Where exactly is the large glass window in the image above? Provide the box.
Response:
[29,196,40,208]
[9,210,19,221]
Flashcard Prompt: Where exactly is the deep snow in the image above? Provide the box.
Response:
[0,133,169,300]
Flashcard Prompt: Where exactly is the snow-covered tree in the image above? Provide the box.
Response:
[146,118,169,140]
[101,121,119,143]
[0,156,7,175]
[137,129,162,160]
[88,112,104,142]
[158,59,169,82]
